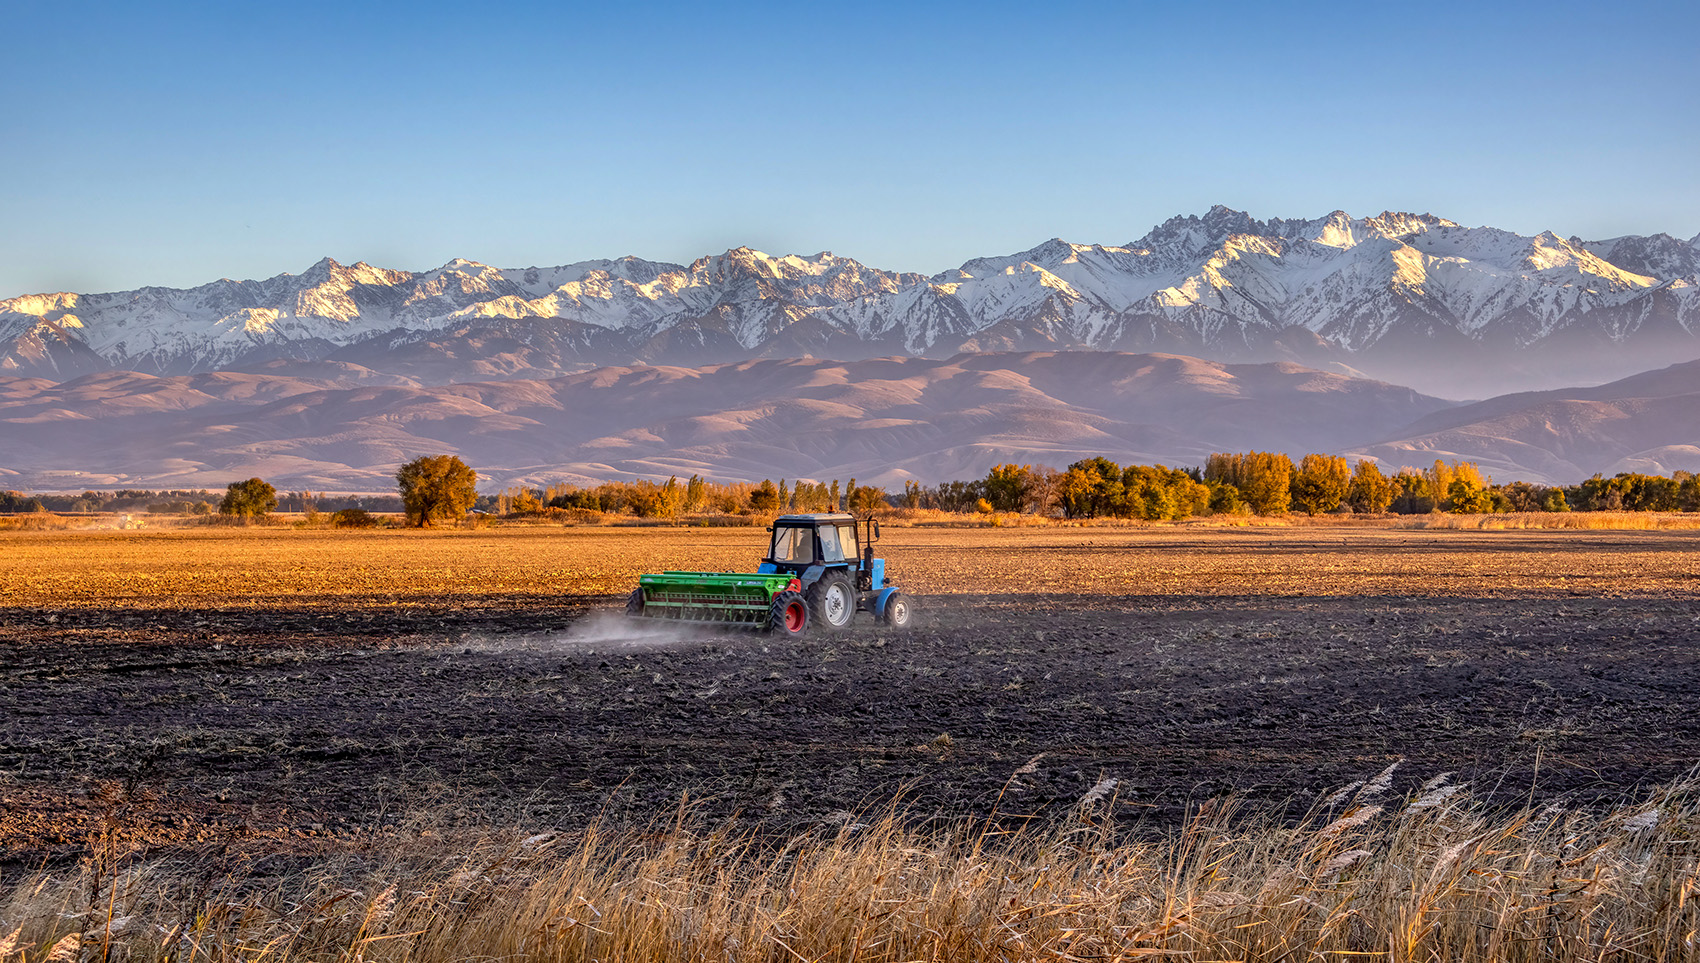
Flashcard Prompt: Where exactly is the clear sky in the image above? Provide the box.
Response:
[4,0,1697,296]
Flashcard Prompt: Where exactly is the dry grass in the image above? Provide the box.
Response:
[3,778,1696,963]
[3,525,1700,610]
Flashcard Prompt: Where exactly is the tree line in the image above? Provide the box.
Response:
[6,454,1699,526]
[887,456,1700,519]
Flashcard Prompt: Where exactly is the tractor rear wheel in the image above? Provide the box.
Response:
[807,572,856,630]
[625,588,645,617]
[768,590,809,637]
[880,591,913,628]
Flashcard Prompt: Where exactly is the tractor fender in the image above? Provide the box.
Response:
[874,587,902,618]
[799,564,826,588]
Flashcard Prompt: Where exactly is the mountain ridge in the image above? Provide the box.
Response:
[5,206,1698,398]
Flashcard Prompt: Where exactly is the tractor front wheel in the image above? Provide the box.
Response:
[880,591,913,628]
[625,588,645,617]
[807,573,856,630]
[768,590,809,637]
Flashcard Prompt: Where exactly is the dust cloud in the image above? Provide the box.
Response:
[454,610,718,655]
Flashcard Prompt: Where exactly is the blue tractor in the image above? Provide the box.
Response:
[625,513,913,635]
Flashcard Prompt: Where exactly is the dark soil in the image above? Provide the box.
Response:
[4,592,1699,867]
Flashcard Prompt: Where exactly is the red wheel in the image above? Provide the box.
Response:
[768,590,809,637]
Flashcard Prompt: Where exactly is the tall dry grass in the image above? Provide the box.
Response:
[4,775,1697,963]
[1399,511,1700,531]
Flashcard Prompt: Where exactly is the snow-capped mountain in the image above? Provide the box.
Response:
[4,207,1697,397]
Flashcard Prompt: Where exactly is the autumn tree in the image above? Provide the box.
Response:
[749,479,781,513]
[1025,465,1063,516]
[396,455,478,527]
[1206,451,1294,515]
[900,480,922,509]
[848,483,888,513]
[685,474,708,513]
[1424,460,1457,511]
[656,476,686,521]
[219,477,277,518]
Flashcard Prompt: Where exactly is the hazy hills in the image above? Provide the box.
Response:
[4,206,1698,398]
[1353,359,1700,484]
[0,352,1452,491]
[3,351,1696,492]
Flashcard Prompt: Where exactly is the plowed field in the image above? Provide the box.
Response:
[3,525,1699,867]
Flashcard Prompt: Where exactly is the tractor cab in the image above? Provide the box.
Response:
[760,513,882,591]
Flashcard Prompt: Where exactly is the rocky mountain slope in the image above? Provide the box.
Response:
[5,207,1697,397]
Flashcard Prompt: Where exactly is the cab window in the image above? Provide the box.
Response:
[818,524,844,562]
[838,524,858,561]
[770,526,814,564]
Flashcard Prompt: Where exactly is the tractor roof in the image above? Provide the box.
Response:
[774,513,856,524]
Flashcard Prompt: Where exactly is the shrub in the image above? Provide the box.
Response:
[331,508,378,529]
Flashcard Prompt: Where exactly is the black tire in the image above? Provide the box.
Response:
[625,587,645,617]
[768,590,809,637]
[880,591,913,628]
[807,572,856,630]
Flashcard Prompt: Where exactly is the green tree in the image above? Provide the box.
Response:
[396,455,478,527]
[1207,482,1243,515]
[1291,454,1350,516]
[1121,464,1179,520]
[1390,469,1435,513]
[1447,477,1494,514]
[1060,457,1123,519]
[983,464,1031,512]
[1677,472,1699,512]
[219,477,277,518]
[1346,459,1394,514]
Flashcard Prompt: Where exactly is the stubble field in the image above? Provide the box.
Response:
[3,523,1698,868]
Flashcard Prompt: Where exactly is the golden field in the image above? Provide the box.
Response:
[2,523,1698,609]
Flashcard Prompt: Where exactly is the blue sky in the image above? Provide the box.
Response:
[4,0,1697,296]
